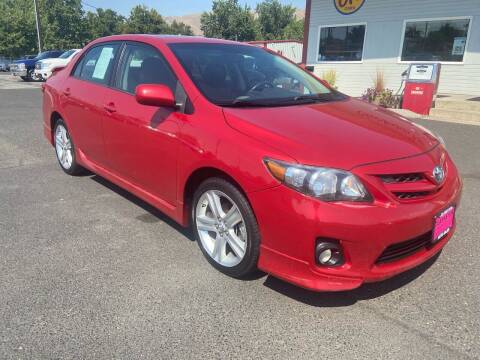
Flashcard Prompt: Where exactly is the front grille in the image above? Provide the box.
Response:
[379,173,424,183]
[376,171,441,201]
[376,232,431,264]
[393,191,431,200]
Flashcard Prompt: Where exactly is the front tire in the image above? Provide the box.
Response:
[192,178,260,278]
[26,69,35,81]
[54,119,84,175]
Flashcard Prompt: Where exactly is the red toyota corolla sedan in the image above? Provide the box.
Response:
[42,35,462,291]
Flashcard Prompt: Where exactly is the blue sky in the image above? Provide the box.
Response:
[82,0,306,17]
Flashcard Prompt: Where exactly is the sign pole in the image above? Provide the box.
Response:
[33,0,42,53]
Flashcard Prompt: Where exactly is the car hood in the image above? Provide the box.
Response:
[38,58,68,67]
[223,97,439,170]
[14,59,36,65]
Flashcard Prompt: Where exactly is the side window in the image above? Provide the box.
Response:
[73,43,120,85]
[116,44,177,94]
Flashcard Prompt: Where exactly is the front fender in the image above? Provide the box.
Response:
[175,103,295,225]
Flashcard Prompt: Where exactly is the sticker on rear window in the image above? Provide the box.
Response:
[92,47,114,80]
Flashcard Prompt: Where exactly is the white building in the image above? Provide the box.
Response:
[302,0,480,96]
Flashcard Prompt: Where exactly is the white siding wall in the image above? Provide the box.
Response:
[251,42,304,63]
[265,42,303,64]
[306,0,480,96]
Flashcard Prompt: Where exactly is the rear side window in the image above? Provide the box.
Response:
[73,43,120,85]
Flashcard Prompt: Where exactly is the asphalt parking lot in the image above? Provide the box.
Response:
[0,73,479,359]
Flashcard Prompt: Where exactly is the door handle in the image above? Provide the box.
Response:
[63,88,71,96]
[104,102,116,113]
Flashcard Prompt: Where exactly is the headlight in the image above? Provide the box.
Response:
[264,158,371,202]
[17,63,25,69]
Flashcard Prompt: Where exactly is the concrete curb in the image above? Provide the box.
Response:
[390,108,480,127]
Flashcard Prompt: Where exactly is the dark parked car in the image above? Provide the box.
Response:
[10,51,64,81]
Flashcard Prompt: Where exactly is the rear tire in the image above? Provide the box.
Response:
[192,177,260,278]
[53,119,84,175]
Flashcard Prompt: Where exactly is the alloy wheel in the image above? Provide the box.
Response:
[55,124,73,170]
[195,190,247,267]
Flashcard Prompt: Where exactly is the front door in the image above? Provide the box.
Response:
[102,42,187,206]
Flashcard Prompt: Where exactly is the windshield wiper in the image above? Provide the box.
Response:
[293,94,334,102]
[221,92,346,108]
[222,98,275,107]
[222,97,321,108]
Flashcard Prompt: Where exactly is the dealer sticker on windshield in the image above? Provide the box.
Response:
[432,206,455,244]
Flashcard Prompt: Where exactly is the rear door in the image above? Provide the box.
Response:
[61,42,121,166]
[102,42,188,206]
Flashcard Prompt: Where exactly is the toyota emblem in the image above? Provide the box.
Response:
[433,166,445,184]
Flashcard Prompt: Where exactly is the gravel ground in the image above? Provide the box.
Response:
[0,82,479,359]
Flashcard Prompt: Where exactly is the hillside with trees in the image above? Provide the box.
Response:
[0,1,193,58]
[0,0,304,59]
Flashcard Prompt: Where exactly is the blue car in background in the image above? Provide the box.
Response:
[10,50,64,81]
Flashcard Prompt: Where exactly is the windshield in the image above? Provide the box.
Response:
[60,50,76,59]
[169,43,345,107]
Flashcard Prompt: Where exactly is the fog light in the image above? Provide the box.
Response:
[318,249,332,264]
[315,240,344,266]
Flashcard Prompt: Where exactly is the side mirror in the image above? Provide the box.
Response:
[135,84,176,108]
[51,64,66,74]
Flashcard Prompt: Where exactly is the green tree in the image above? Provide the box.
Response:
[283,18,304,41]
[200,0,259,41]
[39,0,88,50]
[0,0,37,58]
[86,8,125,41]
[123,5,170,34]
[0,1,194,59]
[256,0,296,40]
[169,20,194,36]
[123,6,192,35]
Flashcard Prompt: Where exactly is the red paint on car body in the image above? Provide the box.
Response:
[43,35,462,291]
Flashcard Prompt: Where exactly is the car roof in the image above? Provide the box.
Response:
[88,34,249,47]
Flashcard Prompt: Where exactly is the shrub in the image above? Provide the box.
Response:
[362,87,399,108]
[322,69,338,89]
[373,70,385,93]
[361,87,377,103]
[377,89,397,108]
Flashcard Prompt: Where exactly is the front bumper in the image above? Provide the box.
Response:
[250,148,462,292]
[11,68,27,77]
[34,69,50,80]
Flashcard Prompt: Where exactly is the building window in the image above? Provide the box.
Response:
[318,24,366,62]
[401,18,470,62]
